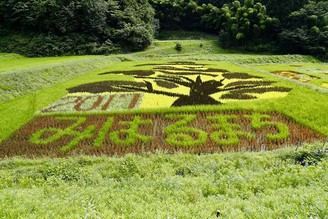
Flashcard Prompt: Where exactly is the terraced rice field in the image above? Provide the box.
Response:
[1,111,324,158]
[1,53,328,157]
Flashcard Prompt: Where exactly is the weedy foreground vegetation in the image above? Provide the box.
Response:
[0,38,328,218]
[0,145,327,218]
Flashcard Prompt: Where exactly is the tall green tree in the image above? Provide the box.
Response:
[260,0,308,22]
[279,1,328,58]
[149,0,202,30]
[218,0,278,47]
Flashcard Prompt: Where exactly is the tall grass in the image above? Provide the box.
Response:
[0,145,326,218]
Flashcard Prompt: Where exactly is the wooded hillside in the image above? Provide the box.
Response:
[0,0,327,58]
[0,0,156,56]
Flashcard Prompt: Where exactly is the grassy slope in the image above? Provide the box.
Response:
[0,53,101,73]
[0,38,328,218]
[0,55,123,103]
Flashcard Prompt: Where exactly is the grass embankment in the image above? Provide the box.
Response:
[0,54,122,103]
[0,146,327,218]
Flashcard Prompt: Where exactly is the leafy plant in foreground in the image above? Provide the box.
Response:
[283,143,328,166]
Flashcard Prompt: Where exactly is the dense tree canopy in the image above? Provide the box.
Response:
[260,0,308,21]
[149,0,327,58]
[217,0,279,47]
[0,0,156,56]
[279,1,328,57]
[0,0,327,58]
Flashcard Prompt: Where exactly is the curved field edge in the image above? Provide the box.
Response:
[0,146,327,218]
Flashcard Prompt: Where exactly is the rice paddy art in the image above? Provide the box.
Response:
[0,111,324,158]
[5,61,322,158]
[273,71,320,83]
[39,93,143,114]
[65,62,292,110]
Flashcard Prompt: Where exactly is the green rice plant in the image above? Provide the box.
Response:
[109,116,153,146]
[266,123,290,141]
[29,116,95,152]
[1,111,324,157]
[208,114,255,148]
[67,62,292,108]
[164,114,207,147]
[1,40,327,147]
[244,113,290,141]
[93,117,114,148]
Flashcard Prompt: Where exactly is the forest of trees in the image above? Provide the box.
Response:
[0,0,157,56]
[0,0,327,58]
[150,0,327,58]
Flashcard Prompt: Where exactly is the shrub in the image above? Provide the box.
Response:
[282,143,328,166]
[175,43,182,51]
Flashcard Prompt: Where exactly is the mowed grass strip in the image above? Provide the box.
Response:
[0,53,100,73]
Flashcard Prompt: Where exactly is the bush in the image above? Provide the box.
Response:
[282,143,328,166]
[175,43,183,51]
